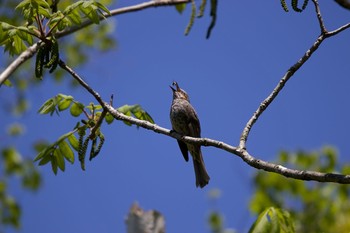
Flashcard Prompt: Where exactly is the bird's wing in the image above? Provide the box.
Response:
[177,140,189,162]
[187,107,201,137]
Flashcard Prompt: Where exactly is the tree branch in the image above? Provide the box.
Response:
[0,43,40,86]
[239,0,349,149]
[312,0,327,33]
[56,0,190,38]
[58,58,350,184]
[0,0,190,86]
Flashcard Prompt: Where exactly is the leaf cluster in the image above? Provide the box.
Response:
[0,147,41,229]
[250,147,350,232]
[249,207,295,233]
[34,94,154,174]
[0,0,111,56]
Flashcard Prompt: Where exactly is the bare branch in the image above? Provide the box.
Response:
[312,0,327,34]
[56,0,190,38]
[0,0,190,86]
[0,43,40,86]
[239,0,350,149]
[59,58,350,184]
[239,34,325,149]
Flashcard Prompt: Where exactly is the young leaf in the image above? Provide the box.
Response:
[105,112,114,124]
[58,140,74,164]
[58,98,73,111]
[94,2,111,15]
[51,153,58,175]
[70,102,84,117]
[38,97,57,115]
[38,154,52,166]
[175,3,186,14]
[34,146,54,162]
[54,149,65,172]
[249,207,295,233]
[67,134,80,152]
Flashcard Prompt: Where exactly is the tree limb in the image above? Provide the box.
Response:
[0,0,191,86]
[58,59,350,184]
[239,0,349,149]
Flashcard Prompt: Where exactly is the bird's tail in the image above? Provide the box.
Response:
[193,150,210,188]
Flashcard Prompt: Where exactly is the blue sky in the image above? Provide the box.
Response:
[2,1,350,232]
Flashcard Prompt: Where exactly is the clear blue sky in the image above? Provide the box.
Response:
[2,1,350,232]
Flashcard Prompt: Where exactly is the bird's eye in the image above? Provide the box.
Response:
[172,81,177,87]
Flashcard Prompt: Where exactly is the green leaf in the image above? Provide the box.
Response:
[249,207,295,233]
[34,146,54,162]
[86,104,102,111]
[70,102,84,117]
[66,9,82,25]
[117,104,155,126]
[16,0,31,10]
[208,211,223,232]
[58,97,73,111]
[130,105,155,123]
[80,3,100,24]
[38,6,51,18]
[67,134,80,152]
[105,112,114,124]
[54,149,65,172]
[175,3,186,14]
[38,154,52,166]
[2,79,13,87]
[58,140,74,164]
[63,1,84,15]
[94,2,111,15]
[51,153,58,175]
[38,97,57,115]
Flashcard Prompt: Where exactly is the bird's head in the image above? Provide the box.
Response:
[170,81,190,101]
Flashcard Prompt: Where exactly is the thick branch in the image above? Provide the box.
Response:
[59,58,350,184]
[0,0,190,86]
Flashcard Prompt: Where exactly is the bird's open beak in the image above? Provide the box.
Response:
[170,81,180,92]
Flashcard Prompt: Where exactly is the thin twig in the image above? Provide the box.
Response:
[57,0,190,38]
[312,0,327,34]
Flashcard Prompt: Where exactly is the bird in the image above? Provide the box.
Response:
[169,81,210,188]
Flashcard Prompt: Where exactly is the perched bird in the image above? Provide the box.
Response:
[169,81,210,188]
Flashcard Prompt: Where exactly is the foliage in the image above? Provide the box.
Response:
[0,147,41,230]
[34,94,154,174]
[249,207,294,233]
[250,147,350,232]
[0,0,110,56]
[0,0,116,115]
